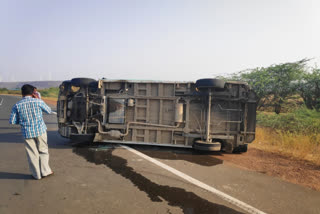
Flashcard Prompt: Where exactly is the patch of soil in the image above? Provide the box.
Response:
[42,98,57,106]
[214,148,320,191]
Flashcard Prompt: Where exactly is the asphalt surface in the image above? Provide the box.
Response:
[0,95,320,214]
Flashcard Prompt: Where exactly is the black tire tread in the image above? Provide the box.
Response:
[195,78,225,89]
[71,78,96,87]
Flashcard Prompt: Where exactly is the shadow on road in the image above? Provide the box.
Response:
[47,131,71,149]
[0,172,33,180]
[0,132,24,143]
[0,130,71,150]
[74,147,244,214]
[129,145,224,167]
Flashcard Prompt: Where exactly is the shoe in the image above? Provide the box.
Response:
[31,175,41,180]
[43,172,54,178]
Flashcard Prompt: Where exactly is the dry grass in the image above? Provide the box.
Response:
[251,127,320,165]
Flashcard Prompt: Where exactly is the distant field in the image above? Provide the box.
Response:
[0,81,61,90]
[0,87,58,106]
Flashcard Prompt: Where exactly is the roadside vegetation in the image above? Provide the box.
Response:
[221,59,320,164]
[0,87,59,99]
[254,110,320,165]
[38,87,59,99]
[0,87,59,106]
[0,88,21,95]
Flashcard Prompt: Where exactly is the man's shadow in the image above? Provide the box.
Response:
[0,172,33,180]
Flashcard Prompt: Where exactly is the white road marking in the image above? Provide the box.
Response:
[0,97,3,106]
[121,145,267,214]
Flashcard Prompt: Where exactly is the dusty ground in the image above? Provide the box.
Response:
[42,97,57,106]
[215,148,320,191]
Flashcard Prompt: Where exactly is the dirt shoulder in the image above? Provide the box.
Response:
[214,148,320,191]
[42,97,57,106]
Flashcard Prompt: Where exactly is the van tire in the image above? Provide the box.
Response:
[193,140,221,151]
[71,78,96,87]
[61,80,71,92]
[195,78,225,89]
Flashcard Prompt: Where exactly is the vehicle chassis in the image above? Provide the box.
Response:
[57,78,257,152]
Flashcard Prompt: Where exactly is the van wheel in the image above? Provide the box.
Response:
[193,140,221,151]
[195,78,225,89]
[71,78,96,87]
[61,80,71,92]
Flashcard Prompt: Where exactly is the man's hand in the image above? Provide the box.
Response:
[32,92,40,99]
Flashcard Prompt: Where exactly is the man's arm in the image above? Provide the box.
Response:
[9,105,19,125]
[39,100,52,114]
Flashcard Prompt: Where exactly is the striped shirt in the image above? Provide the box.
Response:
[9,96,52,139]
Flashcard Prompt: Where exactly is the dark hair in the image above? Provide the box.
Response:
[21,84,35,96]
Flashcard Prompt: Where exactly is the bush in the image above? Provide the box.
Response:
[0,88,9,93]
[39,87,59,98]
[257,106,320,134]
[299,68,320,111]
[0,88,20,95]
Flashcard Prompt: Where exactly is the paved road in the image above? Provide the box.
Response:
[0,95,319,214]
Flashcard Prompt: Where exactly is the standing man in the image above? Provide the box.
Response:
[9,84,53,180]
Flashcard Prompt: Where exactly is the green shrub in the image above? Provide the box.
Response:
[257,106,320,134]
[0,87,59,98]
[0,88,9,93]
[0,88,20,95]
[39,87,59,98]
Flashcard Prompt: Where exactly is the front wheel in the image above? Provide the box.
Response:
[71,78,96,87]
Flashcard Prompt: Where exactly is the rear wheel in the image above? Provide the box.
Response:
[193,140,221,151]
[195,78,225,89]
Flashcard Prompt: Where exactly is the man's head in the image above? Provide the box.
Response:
[21,84,35,97]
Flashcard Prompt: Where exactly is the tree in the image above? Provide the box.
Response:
[232,59,309,114]
[299,68,320,111]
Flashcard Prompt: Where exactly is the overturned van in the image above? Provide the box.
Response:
[57,78,257,153]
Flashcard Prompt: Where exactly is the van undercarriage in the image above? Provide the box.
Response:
[57,78,257,153]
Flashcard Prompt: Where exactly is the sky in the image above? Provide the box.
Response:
[0,0,319,82]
